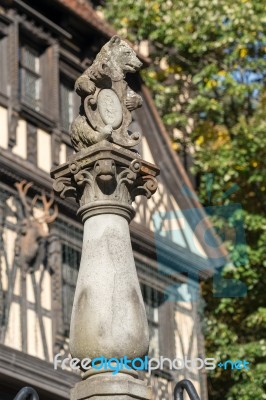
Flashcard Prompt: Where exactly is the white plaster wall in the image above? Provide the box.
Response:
[27,305,53,362]
[133,198,144,225]
[1,200,53,362]
[26,265,52,361]
[12,119,27,159]
[0,105,8,149]
[2,226,21,352]
[27,308,44,359]
[174,303,201,396]
[26,273,34,304]
[41,270,52,310]
[59,142,67,164]
[141,136,155,164]
[37,129,51,172]
[134,134,208,259]
[4,302,21,351]
[1,228,17,291]
[169,194,207,258]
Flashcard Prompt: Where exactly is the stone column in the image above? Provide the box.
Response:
[51,36,160,400]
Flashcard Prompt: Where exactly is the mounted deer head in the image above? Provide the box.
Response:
[14,180,58,276]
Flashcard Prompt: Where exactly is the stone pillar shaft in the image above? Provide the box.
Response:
[70,214,149,360]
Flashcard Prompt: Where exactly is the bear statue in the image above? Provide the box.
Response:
[71,36,143,152]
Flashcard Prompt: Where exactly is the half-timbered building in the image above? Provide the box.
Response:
[0,1,226,399]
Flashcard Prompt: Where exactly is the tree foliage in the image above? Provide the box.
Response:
[102,1,266,399]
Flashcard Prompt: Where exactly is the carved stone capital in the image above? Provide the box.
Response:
[51,141,159,222]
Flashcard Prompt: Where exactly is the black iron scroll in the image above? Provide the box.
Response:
[174,379,201,400]
[13,387,39,400]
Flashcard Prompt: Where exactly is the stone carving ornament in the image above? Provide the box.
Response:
[52,145,159,222]
[71,36,143,151]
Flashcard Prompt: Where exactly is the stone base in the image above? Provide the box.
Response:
[71,373,152,400]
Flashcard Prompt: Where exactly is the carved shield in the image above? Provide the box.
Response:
[84,83,141,148]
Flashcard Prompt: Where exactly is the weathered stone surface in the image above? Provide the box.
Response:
[98,89,123,128]
[70,214,149,360]
[51,141,159,223]
[51,141,159,376]
[71,373,152,400]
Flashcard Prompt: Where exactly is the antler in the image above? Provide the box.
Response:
[14,180,33,219]
[32,190,58,224]
[15,180,58,224]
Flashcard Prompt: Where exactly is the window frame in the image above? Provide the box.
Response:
[19,43,43,111]
[0,14,11,103]
[18,25,58,124]
[59,75,79,133]
[140,282,163,358]
[60,236,82,336]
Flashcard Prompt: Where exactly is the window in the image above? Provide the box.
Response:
[19,44,42,111]
[60,78,79,131]
[62,243,81,335]
[140,283,163,358]
[0,36,8,96]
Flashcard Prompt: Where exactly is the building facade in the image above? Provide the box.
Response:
[0,1,226,399]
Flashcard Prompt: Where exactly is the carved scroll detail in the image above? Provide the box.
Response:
[131,175,158,200]
[53,177,76,199]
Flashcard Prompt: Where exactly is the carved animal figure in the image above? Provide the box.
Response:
[15,180,58,276]
[71,36,143,151]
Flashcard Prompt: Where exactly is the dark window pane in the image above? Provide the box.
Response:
[24,46,39,73]
[140,283,161,358]
[23,71,41,110]
[61,243,81,335]
[60,81,74,131]
[0,37,8,95]
[19,44,41,111]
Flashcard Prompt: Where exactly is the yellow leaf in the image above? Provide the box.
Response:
[172,142,180,150]
[148,71,156,78]
[152,3,160,11]
[206,79,217,88]
[195,135,204,145]
[240,48,248,58]
[218,70,226,76]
